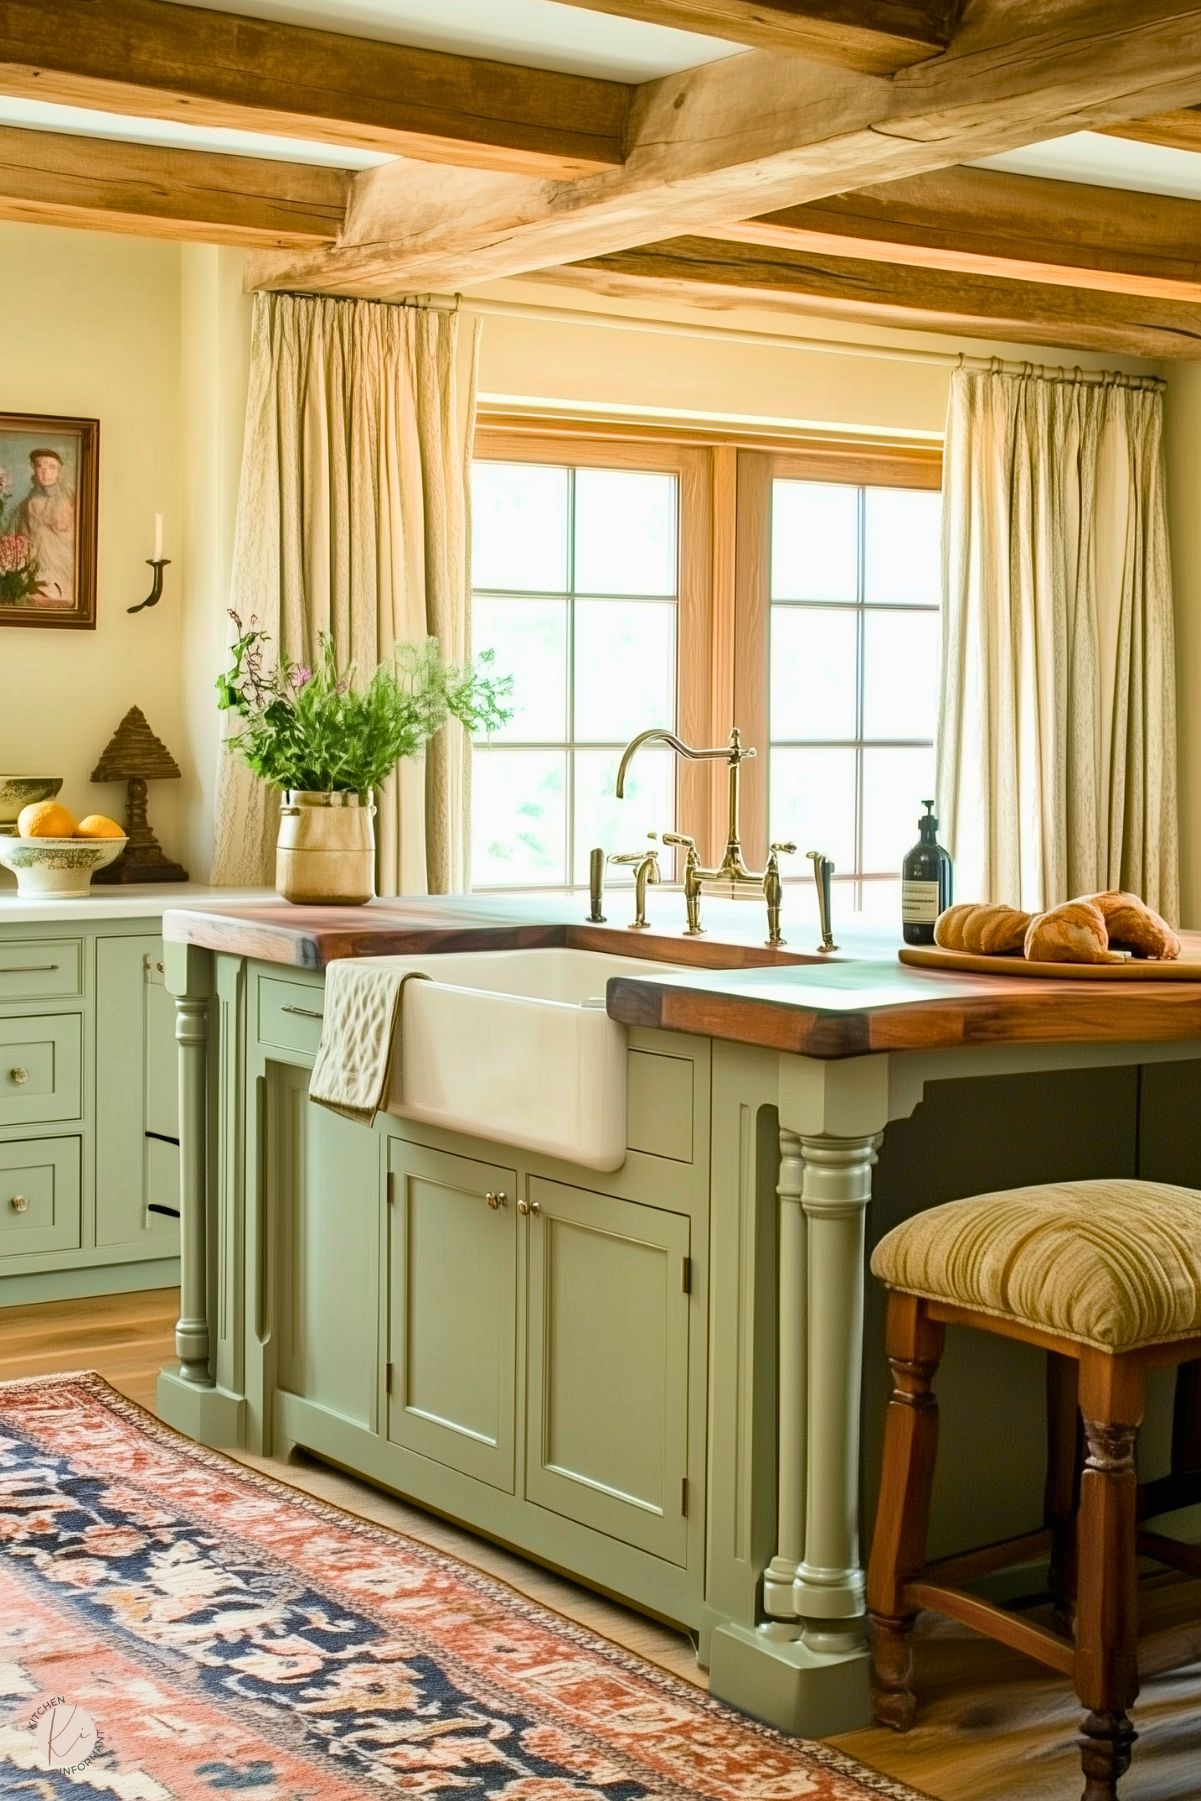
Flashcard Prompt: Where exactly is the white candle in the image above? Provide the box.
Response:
[153,513,164,561]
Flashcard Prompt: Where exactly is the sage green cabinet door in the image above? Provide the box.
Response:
[95,935,180,1253]
[0,1015,82,1128]
[274,1067,381,1431]
[387,1140,517,1492]
[525,1177,691,1566]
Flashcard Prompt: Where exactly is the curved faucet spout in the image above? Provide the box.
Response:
[615,726,750,797]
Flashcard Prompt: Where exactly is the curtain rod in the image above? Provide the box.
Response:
[458,296,1164,387]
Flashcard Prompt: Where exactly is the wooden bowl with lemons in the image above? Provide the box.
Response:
[0,801,127,899]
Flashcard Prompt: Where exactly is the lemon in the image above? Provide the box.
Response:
[17,801,77,839]
[75,815,125,840]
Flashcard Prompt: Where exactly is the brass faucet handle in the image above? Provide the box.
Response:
[609,848,659,867]
[768,840,797,857]
[661,831,697,854]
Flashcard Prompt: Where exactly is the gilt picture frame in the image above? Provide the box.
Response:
[0,413,99,630]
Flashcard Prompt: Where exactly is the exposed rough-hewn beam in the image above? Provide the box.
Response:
[550,0,959,71]
[1101,105,1201,153]
[249,2,1201,299]
[544,236,1200,359]
[0,0,630,177]
[714,167,1201,300]
[0,125,349,246]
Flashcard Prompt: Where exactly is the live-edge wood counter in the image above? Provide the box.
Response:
[164,898,1201,1058]
[158,895,1201,1745]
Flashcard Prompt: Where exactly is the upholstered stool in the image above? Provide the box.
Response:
[866,1179,1201,1801]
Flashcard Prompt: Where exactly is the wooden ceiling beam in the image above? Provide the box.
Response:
[0,125,348,246]
[541,236,1201,359]
[1101,106,1201,153]
[548,1,959,72]
[713,167,1201,300]
[0,0,629,178]
[249,2,1201,298]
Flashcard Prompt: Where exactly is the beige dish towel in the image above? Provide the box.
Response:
[309,963,430,1126]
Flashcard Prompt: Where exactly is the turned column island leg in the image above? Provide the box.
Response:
[707,1052,897,1738]
[174,989,212,1384]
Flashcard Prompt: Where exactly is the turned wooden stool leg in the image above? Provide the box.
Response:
[1075,1352,1146,1801]
[1046,1351,1082,1638]
[867,1293,946,1731]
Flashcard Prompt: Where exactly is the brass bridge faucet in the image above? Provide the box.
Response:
[615,726,818,948]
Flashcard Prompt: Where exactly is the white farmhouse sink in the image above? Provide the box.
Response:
[352,947,687,1171]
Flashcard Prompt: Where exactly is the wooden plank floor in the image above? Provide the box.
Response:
[3,1289,1200,1799]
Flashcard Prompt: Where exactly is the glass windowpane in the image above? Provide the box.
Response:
[864,488,942,605]
[863,610,940,742]
[861,746,936,874]
[771,606,857,741]
[473,597,567,744]
[771,480,858,602]
[575,599,676,743]
[768,748,857,872]
[574,469,677,596]
[573,746,674,886]
[472,749,567,887]
[473,461,568,594]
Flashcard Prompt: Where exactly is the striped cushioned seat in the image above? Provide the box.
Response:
[872,1180,1201,1352]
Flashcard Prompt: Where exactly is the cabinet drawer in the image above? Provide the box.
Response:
[0,1137,81,1259]
[0,939,83,1003]
[0,1015,82,1127]
[257,976,325,1058]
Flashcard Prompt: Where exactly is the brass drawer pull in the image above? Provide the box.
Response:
[281,1004,324,1021]
[0,964,59,975]
[516,1197,541,1217]
[485,1190,507,1210]
[9,1195,28,1214]
[7,1067,28,1085]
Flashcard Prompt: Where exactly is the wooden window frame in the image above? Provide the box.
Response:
[732,444,942,873]
[473,421,721,884]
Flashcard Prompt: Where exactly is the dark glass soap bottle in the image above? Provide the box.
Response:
[901,799,953,945]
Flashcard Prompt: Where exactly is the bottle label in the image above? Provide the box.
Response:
[902,880,941,924]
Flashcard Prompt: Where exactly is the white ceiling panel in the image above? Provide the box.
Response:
[974,130,1201,201]
[0,96,390,166]
[160,0,738,79]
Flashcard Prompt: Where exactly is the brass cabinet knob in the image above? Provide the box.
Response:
[485,1190,507,1210]
[9,1194,28,1214]
[8,1066,28,1085]
[517,1197,541,1218]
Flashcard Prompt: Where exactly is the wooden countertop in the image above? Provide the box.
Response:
[163,898,1201,1060]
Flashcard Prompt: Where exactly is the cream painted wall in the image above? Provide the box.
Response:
[0,224,186,873]
[1165,364,1201,926]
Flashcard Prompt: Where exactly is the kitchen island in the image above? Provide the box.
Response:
[157,894,1201,1738]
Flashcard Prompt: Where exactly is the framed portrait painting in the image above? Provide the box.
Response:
[0,413,99,630]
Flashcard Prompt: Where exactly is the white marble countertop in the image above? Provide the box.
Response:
[0,883,271,925]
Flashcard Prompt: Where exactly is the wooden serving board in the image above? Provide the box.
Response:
[899,944,1201,980]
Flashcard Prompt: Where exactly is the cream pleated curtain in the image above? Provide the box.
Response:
[937,362,1179,919]
[211,292,480,894]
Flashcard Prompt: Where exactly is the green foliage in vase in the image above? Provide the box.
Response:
[216,615,512,795]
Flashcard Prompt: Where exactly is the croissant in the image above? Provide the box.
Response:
[1086,890,1181,961]
[1023,900,1127,965]
[934,902,1033,954]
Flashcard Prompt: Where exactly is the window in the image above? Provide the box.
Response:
[470,434,712,889]
[470,426,941,910]
[734,450,943,924]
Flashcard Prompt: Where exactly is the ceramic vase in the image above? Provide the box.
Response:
[276,791,376,906]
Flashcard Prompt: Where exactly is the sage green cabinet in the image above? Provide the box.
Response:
[386,1139,517,1491]
[0,918,181,1303]
[525,1176,691,1566]
[272,1064,380,1433]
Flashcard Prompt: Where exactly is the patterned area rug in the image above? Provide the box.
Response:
[0,1372,928,1799]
